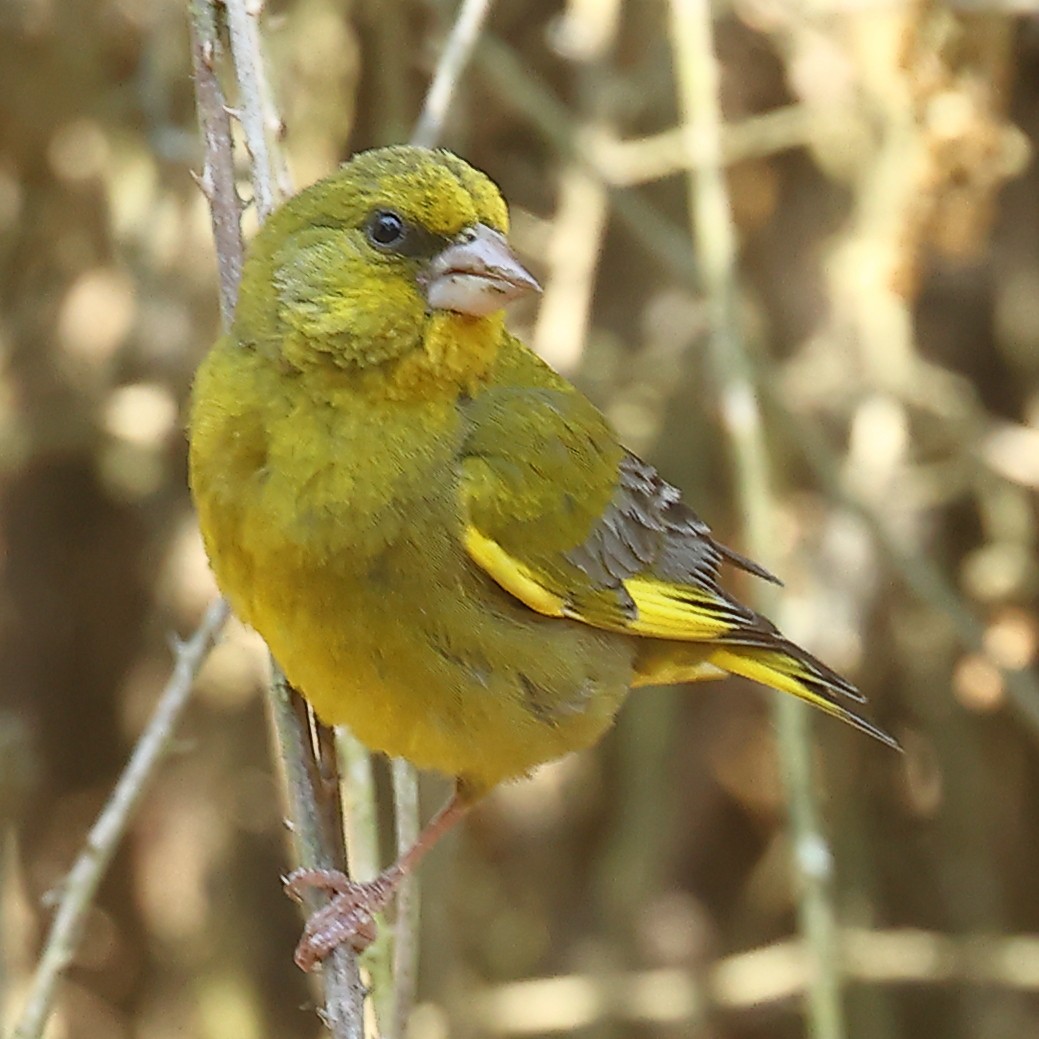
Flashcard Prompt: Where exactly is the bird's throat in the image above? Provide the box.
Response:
[367,311,503,402]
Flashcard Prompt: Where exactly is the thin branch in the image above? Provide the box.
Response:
[390,760,420,1039]
[531,0,616,376]
[224,0,285,219]
[189,0,243,323]
[11,598,230,1039]
[270,669,366,1039]
[337,727,381,883]
[667,2,846,1038]
[411,0,495,148]
[593,103,821,186]
[336,727,396,1031]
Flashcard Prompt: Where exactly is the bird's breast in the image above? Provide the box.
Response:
[190,349,632,788]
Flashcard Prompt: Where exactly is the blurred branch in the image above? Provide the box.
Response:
[411,0,494,149]
[782,395,1039,737]
[477,54,838,192]
[531,1,616,375]
[667,3,846,1039]
[475,35,698,281]
[11,598,230,1039]
[455,927,1039,1035]
[337,727,381,882]
[594,103,821,186]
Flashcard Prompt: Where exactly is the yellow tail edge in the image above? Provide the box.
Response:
[708,647,900,750]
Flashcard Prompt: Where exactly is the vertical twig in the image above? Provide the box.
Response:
[411,0,494,149]
[337,727,395,1033]
[270,669,367,1039]
[10,598,230,1039]
[224,0,281,219]
[189,0,244,323]
[667,2,846,1037]
[531,0,617,375]
[337,729,381,884]
[390,759,420,1039]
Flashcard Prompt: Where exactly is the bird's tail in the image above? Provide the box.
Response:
[708,644,899,749]
[633,635,899,750]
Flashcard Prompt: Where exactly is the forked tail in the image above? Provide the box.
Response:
[707,643,899,749]
[633,633,899,750]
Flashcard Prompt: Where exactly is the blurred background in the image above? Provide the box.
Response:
[3,1,1039,1037]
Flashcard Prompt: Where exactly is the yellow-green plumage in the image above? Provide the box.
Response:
[189,146,894,805]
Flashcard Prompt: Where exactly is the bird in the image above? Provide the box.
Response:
[188,144,896,969]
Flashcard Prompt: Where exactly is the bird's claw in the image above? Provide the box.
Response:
[283,866,402,970]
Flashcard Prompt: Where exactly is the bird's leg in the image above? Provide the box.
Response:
[284,787,472,971]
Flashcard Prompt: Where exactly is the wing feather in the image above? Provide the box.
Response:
[456,341,896,749]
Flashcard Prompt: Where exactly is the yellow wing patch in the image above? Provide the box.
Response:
[464,527,746,642]
[462,527,898,749]
[464,525,567,618]
[624,577,741,641]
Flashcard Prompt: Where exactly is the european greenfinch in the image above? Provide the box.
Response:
[189,145,895,968]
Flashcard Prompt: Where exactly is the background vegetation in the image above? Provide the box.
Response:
[3,1,1039,1037]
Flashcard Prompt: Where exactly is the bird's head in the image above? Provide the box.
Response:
[233,146,540,396]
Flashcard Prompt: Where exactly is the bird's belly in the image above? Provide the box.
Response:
[191,374,633,789]
[245,532,634,791]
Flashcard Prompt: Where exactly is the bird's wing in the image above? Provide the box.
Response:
[458,348,898,750]
[458,375,777,642]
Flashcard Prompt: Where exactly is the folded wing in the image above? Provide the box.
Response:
[458,353,896,749]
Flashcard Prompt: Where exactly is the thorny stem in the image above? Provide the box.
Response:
[224,0,280,220]
[189,0,243,322]
[269,668,366,1038]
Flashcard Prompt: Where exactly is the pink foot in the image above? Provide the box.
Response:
[284,867,403,970]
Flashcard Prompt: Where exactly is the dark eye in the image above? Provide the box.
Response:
[366,210,407,250]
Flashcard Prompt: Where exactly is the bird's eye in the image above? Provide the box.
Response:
[366,210,407,250]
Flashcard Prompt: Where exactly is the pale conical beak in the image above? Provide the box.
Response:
[422,224,541,317]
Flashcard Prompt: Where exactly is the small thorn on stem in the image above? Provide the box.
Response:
[167,631,189,655]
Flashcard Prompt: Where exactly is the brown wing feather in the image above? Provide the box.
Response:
[565,453,779,595]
